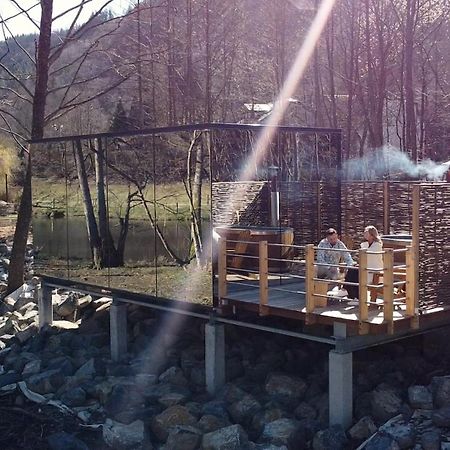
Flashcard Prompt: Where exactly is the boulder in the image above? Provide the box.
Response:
[198,415,230,433]
[158,391,189,408]
[251,408,287,436]
[47,432,89,450]
[103,419,145,449]
[15,324,38,344]
[0,372,20,388]
[348,416,377,441]
[228,394,262,426]
[265,374,307,404]
[294,402,317,420]
[431,405,450,427]
[76,295,93,309]
[165,425,202,450]
[382,421,416,449]
[60,387,87,407]
[431,376,450,408]
[364,431,401,450]
[151,405,197,441]
[371,385,403,423]
[159,366,189,386]
[55,295,77,317]
[22,359,41,377]
[73,358,96,380]
[408,385,433,410]
[259,418,305,449]
[420,430,441,450]
[27,369,64,394]
[202,424,249,450]
[312,425,348,450]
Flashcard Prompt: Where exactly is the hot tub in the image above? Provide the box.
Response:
[214,225,294,272]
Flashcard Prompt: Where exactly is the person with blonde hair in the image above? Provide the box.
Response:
[344,225,383,300]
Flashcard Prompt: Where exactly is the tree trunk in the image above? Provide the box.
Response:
[8,0,53,293]
[94,138,120,267]
[74,140,102,269]
[404,0,417,161]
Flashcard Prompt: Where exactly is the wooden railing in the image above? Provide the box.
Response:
[217,236,418,334]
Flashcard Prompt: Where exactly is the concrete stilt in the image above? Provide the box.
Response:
[205,323,225,395]
[37,283,53,329]
[110,300,127,362]
[329,349,353,428]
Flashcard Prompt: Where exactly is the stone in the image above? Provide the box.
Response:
[202,424,249,450]
[382,421,416,449]
[105,382,145,416]
[165,425,202,450]
[431,376,450,408]
[22,359,41,377]
[103,419,145,449]
[52,320,79,330]
[202,400,230,420]
[55,295,77,317]
[15,324,38,344]
[151,405,197,441]
[371,384,403,423]
[420,430,440,450]
[259,418,305,449]
[197,415,229,433]
[60,387,87,407]
[47,431,89,450]
[17,302,37,315]
[77,295,92,309]
[252,408,287,436]
[408,385,433,410]
[228,394,262,426]
[312,425,348,450]
[265,373,307,404]
[294,402,317,420]
[73,358,96,380]
[364,431,401,450]
[0,372,20,388]
[27,369,64,394]
[159,366,189,386]
[431,406,450,427]
[47,356,75,377]
[348,416,377,441]
[158,391,189,408]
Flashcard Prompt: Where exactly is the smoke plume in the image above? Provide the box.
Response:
[343,145,450,181]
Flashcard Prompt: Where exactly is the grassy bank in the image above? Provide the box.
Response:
[33,179,211,221]
[35,258,213,305]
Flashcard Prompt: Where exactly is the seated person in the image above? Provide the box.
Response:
[345,225,383,300]
[317,228,355,281]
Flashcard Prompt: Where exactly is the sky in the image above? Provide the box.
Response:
[0,0,129,39]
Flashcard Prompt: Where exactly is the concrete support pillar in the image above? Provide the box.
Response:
[205,323,225,395]
[329,350,353,429]
[37,283,53,330]
[110,300,127,362]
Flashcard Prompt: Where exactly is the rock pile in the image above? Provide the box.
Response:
[2,284,450,448]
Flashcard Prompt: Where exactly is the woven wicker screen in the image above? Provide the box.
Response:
[418,184,450,309]
[212,181,339,246]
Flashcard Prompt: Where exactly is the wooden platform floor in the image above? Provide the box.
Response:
[223,275,414,326]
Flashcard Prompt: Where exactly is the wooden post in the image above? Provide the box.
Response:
[218,237,227,302]
[412,185,420,320]
[358,249,369,332]
[259,240,269,316]
[383,248,394,334]
[383,181,390,235]
[305,244,315,314]
[405,246,416,318]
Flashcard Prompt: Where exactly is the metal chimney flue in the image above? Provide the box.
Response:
[268,166,280,227]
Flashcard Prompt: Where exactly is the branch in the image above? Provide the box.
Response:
[4,1,40,31]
